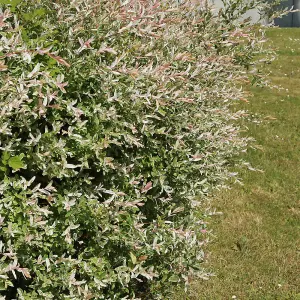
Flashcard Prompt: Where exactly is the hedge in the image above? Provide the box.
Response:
[0,0,270,299]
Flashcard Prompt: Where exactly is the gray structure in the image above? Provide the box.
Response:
[211,0,262,23]
[274,0,300,27]
[211,0,300,27]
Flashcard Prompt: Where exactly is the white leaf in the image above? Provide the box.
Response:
[65,164,79,169]
[27,63,40,78]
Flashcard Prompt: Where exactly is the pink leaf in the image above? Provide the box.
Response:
[47,53,70,68]
[141,181,152,193]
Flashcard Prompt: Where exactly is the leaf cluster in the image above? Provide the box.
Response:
[0,0,271,299]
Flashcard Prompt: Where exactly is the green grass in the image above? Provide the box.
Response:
[177,28,300,299]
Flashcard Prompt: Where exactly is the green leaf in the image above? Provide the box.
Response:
[0,166,7,172]
[0,0,17,4]
[2,151,10,165]
[130,252,137,265]
[168,275,180,282]
[34,8,46,17]
[158,109,166,116]
[0,0,22,11]
[8,155,25,170]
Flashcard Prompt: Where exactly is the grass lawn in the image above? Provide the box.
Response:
[177,28,300,299]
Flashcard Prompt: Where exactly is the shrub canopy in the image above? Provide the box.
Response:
[0,0,268,299]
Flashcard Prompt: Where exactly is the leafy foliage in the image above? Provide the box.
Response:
[0,0,270,299]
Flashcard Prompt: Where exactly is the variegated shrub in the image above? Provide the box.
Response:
[0,0,270,299]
